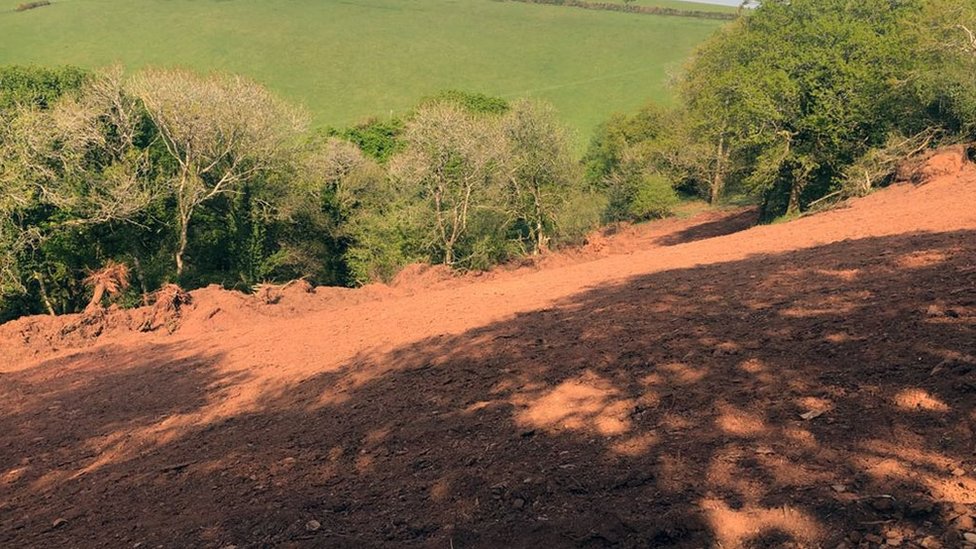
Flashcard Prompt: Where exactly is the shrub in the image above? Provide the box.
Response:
[629,173,679,220]
[552,189,606,247]
[15,1,51,12]
[420,90,510,116]
[326,117,405,163]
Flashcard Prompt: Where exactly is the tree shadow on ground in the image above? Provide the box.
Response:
[656,207,759,246]
[1,230,974,548]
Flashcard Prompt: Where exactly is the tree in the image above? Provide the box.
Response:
[679,0,922,218]
[129,69,307,276]
[907,0,976,139]
[582,102,670,186]
[0,67,155,316]
[500,99,580,254]
[389,102,505,266]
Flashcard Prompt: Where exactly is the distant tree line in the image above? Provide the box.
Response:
[587,0,976,220]
[502,0,738,21]
[0,71,607,320]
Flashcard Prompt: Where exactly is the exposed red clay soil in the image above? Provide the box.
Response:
[1,149,975,548]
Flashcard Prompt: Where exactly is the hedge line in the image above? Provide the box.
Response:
[500,0,739,21]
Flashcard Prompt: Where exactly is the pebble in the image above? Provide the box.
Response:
[964,532,976,543]
[512,497,526,509]
[52,518,68,529]
[956,515,976,531]
[886,536,903,547]
[305,520,321,532]
[864,533,884,544]
[871,498,894,512]
[908,501,935,516]
[919,537,942,549]
[953,468,967,477]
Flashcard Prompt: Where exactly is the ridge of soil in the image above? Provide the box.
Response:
[1,149,975,548]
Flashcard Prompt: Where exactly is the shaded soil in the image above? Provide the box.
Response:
[1,150,975,548]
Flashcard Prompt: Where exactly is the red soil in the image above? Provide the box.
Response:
[1,149,975,548]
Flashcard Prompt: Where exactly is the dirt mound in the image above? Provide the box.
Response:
[1,150,975,548]
[390,262,457,290]
[917,145,971,180]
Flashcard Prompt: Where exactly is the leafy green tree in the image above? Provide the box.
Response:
[680,0,922,218]
[907,0,976,139]
[582,102,671,185]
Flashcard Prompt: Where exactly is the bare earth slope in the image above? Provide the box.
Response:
[1,150,975,548]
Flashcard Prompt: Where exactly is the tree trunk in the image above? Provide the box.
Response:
[175,217,189,276]
[710,136,726,204]
[85,284,106,312]
[535,218,548,255]
[34,272,56,316]
[532,187,548,255]
[132,256,150,305]
[787,181,803,216]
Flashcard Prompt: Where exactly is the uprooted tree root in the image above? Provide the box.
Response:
[83,261,131,313]
[139,284,192,333]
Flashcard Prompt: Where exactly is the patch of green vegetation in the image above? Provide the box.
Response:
[0,0,727,139]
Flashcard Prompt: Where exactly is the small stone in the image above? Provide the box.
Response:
[871,498,894,512]
[865,534,884,544]
[52,518,68,529]
[512,497,526,509]
[832,484,848,493]
[886,536,903,547]
[953,468,967,477]
[908,501,935,516]
[305,520,321,532]
[964,533,976,544]
[955,515,976,531]
[919,536,942,549]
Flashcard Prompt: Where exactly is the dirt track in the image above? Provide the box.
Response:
[1,150,975,548]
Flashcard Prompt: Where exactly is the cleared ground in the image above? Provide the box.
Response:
[0,0,728,137]
[1,149,974,547]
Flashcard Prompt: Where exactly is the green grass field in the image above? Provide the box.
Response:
[0,0,728,139]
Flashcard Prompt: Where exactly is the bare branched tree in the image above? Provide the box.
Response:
[1,66,155,226]
[389,103,505,266]
[0,67,156,307]
[500,99,578,254]
[128,69,307,275]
